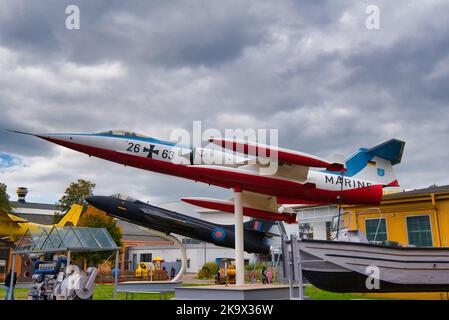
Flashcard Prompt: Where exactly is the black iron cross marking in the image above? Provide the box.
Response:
[144,144,159,159]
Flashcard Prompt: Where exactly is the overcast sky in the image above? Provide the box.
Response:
[1,0,449,205]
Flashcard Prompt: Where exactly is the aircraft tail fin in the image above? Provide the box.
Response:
[244,219,276,234]
[345,139,405,187]
[56,204,83,227]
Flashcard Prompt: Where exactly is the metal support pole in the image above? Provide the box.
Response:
[66,250,71,300]
[291,235,304,300]
[234,187,245,286]
[113,250,119,300]
[8,254,16,300]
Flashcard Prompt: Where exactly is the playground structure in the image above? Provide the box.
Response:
[134,257,169,281]
[215,258,236,285]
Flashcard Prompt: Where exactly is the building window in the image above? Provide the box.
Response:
[407,215,433,247]
[298,223,313,239]
[132,254,137,270]
[365,218,387,243]
[187,259,190,269]
[140,253,152,262]
[182,238,203,244]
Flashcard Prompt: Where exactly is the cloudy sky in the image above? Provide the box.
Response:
[1,0,448,205]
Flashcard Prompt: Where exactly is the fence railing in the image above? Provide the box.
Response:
[95,271,170,283]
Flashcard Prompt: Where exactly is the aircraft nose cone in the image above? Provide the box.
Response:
[85,195,109,212]
[85,196,95,205]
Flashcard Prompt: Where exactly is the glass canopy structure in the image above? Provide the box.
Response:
[14,226,118,254]
[7,226,120,300]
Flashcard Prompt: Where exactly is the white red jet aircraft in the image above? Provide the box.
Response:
[11,130,405,223]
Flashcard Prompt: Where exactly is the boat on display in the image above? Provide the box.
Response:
[288,208,449,293]
[298,238,449,293]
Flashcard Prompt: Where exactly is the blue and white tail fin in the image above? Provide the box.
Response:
[345,139,405,187]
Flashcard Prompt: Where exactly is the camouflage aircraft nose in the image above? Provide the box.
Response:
[85,195,111,212]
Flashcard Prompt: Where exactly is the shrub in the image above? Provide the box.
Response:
[197,262,219,279]
[244,262,266,272]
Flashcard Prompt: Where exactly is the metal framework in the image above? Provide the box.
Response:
[281,234,305,300]
[7,226,119,300]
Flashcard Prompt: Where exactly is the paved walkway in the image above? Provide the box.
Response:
[181,273,215,284]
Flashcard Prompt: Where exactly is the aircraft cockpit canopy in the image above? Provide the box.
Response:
[98,130,149,138]
[110,193,138,202]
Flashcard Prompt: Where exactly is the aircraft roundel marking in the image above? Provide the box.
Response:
[211,227,226,241]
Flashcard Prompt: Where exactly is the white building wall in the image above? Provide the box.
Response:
[312,222,328,240]
[283,222,299,237]
[128,244,257,273]
[12,207,62,216]
[296,205,337,224]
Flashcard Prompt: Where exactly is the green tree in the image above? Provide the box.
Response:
[52,211,64,224]
[57,179,96,212]
[0,183,12,213]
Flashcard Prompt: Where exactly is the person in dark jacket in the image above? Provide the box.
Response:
[170,266,176,280]
[261,266,268,284]
[4,270,17,300]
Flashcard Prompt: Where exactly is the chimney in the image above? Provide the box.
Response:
[16,187,28,203]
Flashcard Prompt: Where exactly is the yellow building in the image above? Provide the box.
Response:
[343,185,449,300]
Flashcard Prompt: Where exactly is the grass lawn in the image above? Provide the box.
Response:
[0,284,394,300]
[0,287,29,300]
[304,285,392,300]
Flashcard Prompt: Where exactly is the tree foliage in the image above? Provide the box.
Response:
[0,183,12,213]
[197,262,219,279]
[57,179,96,212]
[52,212,64,224]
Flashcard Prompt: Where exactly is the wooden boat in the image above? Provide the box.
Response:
[299,239,449,293]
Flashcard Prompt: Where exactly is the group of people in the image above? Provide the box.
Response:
[261,266,273,284]
[249,266,273,284]
[162,266,177,280]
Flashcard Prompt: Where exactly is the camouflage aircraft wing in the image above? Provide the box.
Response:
[138,207,216,232]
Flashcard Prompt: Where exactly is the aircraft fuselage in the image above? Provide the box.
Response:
[37,132,383,205]
[86,195,271,254]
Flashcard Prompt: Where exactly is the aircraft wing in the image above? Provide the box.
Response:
[182,190,298,223]
[209,138,345,172]
[0,208,29,223]
[187,164,317,191]
[138,207,216,231]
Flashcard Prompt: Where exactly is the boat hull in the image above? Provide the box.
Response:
[298,240,449,293]
[303,269,449,293]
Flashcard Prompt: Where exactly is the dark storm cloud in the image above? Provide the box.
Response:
[1,0,449,203]
[0,0,266,67]
[0,130,54,156]
[290,0,351,25]
[341,33,449,107]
